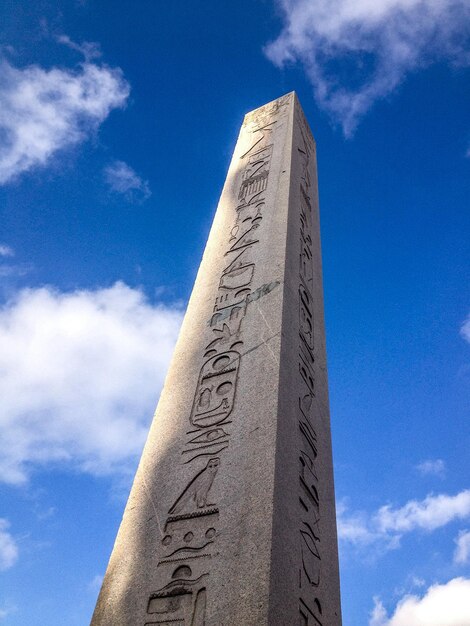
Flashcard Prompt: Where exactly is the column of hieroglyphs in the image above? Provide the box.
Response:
[91,92,342,626]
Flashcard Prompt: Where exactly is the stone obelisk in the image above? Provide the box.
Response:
[92,93,342,626]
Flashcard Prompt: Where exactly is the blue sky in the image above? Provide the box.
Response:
[0,1,469,624]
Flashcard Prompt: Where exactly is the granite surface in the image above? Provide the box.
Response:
[91,93,342,626]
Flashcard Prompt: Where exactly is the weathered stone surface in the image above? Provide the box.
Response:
[91,93,342,626]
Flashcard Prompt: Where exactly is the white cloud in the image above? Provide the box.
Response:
[370,577,470,626]
[454,529,470,564]
[338,490,470,553]
[0,282,183,484]
[265,0,470,135]
[0,519,18,570]
[104,160,151,202]
[416,459,446,478]
[0,245,14,258]
[376,490,470,533]
[0,57,129,184]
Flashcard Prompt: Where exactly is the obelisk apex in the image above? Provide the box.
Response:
[92,93,342,625]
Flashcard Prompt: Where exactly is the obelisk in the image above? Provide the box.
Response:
[92,93,342,626]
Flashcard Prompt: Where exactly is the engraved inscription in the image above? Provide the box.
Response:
[161,510,219,564]
[190,353,239,428]
[238,146,272,202]
[147,572,208,626]
[295,112,323,622]
[299,284,314,353]
[169,459,220,515]
[299,597,323,626]
[147,97,292,624]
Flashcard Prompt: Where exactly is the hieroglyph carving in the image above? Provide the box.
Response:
[147,97,290,624]
[294,101,323,625]
[146,572,207,626]
[190,352,240,428]
[169,459,220,515]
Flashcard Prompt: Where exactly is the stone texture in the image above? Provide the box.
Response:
[91,93,342,626]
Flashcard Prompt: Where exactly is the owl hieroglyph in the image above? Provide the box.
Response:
[169,458,220,515]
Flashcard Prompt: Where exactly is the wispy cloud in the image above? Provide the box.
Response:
[0,602,16,621]
[56,34,101,62]
[104,160,151,202]
[0,282,183,484]
[370,577,470,626]
[338,489,470,552]
[0,519,18,571]
[461,313,470,344]
[88,574,104,592]
[0,264,31,278]
[265,0,470,135]
[370,595,388,626]
[0,246,31,286]
[0,49,129,184]
[0,245,14,258]
[410,576,426,589]
[454,529,470,564]
[336,501,378,545]
[415,459,446,478]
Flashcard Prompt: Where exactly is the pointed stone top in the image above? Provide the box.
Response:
[243,92,294,123]
[243,92,314,142]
